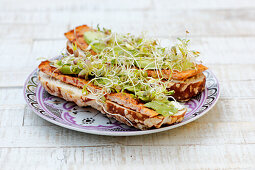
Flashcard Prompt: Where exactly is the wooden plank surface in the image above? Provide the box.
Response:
[1,9,255,39]
[1,0,255,11]
[0,145,255,170]
[0,0,255,169]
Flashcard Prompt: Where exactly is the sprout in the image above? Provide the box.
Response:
[53,29,201,105]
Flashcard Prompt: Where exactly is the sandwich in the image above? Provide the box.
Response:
[64,25,208,101]
[38,25,208,130]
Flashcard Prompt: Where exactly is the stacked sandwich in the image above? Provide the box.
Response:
[38,25,208,130]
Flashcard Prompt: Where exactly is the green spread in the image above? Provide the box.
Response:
[144,100,178,116]
[84,31,107,53]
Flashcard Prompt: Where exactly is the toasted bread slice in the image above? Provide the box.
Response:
[146,64,208,81]
[39,61,164,117]
[64,25,208,101]
[39,60,206,102]
[38,71,186,130]
[65,30,207,81]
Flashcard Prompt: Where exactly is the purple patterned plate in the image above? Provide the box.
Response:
[24,68,220,136]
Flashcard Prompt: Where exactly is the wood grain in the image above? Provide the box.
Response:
[1,0,254,11]
[0,121,254,147]
[0,145,255,170]
[1,9,255,39]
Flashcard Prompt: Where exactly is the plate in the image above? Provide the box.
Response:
[24,68,220,136]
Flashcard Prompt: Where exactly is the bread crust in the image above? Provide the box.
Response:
[74,25,90,51]
[167,73,206,101]
[146,64,208,81]
[38,71,186,130]
[66,41,74,54]
[65,25,96,55]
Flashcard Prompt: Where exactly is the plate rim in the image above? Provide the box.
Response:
[24,68,220,136]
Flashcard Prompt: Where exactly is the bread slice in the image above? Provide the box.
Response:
[64,25,208,79]
[38,71,186,130]
[39,59,206,103]
[39,61,182,117]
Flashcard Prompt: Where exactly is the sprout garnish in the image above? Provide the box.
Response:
[52,27,200,116]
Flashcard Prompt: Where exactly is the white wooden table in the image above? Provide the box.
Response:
[0,0,255,169]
